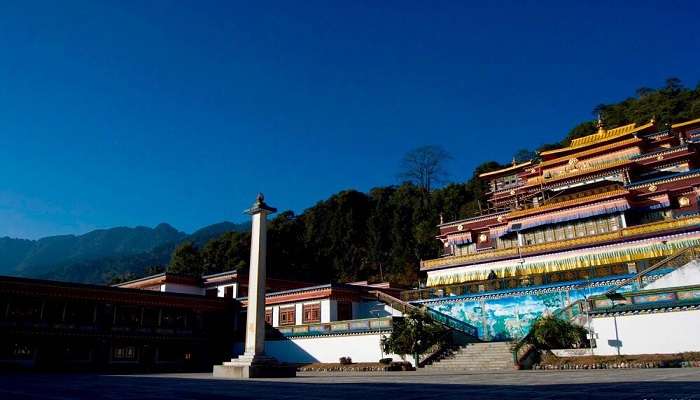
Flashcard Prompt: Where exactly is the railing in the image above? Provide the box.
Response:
[424,308,479,338]
[422,215,700,271]
[369,290,479,339]
[590,285,700,313]
[273,317,393,338]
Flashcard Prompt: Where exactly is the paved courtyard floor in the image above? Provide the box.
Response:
[2,369,700,400]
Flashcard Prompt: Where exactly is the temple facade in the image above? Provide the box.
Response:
[405,118,700,340]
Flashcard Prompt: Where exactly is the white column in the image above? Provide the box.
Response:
[295,303,303,325]
[241,194,276,359]
[272,306,280,328]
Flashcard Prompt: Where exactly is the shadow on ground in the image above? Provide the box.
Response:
[1,371,699,400]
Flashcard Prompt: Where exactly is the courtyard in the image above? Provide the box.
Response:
[2,369,700,400]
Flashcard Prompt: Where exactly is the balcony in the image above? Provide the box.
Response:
[422,215,700,271]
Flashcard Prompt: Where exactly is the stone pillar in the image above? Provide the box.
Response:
[243,195,274,358]
[213,193,296,379]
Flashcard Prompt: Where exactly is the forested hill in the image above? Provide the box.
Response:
[8,79,700,286]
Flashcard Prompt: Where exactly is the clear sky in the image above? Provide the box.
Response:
[1,1,698,239]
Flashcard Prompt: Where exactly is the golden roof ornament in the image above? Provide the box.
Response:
[596,113,606,135]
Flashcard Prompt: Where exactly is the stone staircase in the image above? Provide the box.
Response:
[423,341,514,371]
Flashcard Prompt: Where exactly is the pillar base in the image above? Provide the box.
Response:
[213,354,296,379]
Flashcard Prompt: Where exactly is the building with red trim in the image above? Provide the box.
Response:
[403,118,700,341]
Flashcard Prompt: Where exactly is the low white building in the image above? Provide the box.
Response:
[589,260,700,356]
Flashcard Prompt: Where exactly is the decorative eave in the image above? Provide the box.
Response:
[438,211,509,230]
[539,137,642,168]
[631,145,690,162]
[478,161,532,178]
[540,121,654,157]
[507,188,629,219]
[625,169,700,190]
[540,165,629,191]
[542,159,632,185]
[672,117,700,129]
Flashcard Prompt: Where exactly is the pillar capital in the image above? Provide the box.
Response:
[245,193,277,215]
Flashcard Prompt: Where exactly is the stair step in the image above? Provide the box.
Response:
[424,341,516,371]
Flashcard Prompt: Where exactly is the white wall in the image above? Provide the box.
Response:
[215,283,238,298]
[356,300,403,318]
[320,299,332,323]
[234,333,414,365]
[591,309,700,356]
[161,283,205,295]
[644,260,700,290]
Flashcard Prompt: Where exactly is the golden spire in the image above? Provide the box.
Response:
[596,113,606,135]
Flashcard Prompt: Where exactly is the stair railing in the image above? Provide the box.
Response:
[369,290,479,338]
[604,245,700,295]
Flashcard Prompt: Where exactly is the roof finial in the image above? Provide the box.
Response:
[597,113,606,135]
[512,156,517,166]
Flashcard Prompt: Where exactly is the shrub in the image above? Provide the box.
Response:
[379,358,393,365]
[339,356,353,365]
[526,316,588,351]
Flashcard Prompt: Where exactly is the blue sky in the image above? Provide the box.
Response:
[1,1,698,239]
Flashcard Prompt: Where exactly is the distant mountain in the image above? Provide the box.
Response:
[189,221,249,245]
[0,221,247,284]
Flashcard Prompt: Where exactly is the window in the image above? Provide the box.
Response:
[337,302,352,321]
[112,346,137,362]
[544,227,555,242]
[279,307,295,326]
[609,215,620,231]
[534,230,545,244]
[224,286,234,299]
[114,306,141,327]
[63,345,92,362]
[7,299,42,322]
[564,225,575,239]
[302,303,321,323]
[65,302,95,325]
[160,309,188,329]
[596,218,609,233]
[585,220,597,235]
[265,309,272,325]
[554,227,565,241]
[7,343,34,360]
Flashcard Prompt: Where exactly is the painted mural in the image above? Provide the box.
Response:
[427,284,614,340]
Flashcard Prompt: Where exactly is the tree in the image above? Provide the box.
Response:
[512,149,536,164]
[381,309,448,365]
[199,231,250,275]
[398,145,452,192]
[168,241,203,277]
